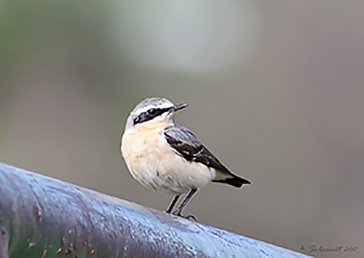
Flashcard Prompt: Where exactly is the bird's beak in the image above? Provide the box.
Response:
[172,103,188,112]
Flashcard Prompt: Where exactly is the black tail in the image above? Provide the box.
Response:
[212,175,251,188]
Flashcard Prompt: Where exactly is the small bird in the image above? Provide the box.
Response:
[121,97,250,220]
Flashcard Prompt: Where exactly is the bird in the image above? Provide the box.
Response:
[121,97,251,220]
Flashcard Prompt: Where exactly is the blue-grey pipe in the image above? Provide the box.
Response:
[0,163,312,258]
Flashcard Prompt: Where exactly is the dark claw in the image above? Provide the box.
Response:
[172,211,197,221]
[181,214,197,221]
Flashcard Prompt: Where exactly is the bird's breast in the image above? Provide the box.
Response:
[121,127,214,194]
[122,127,167,161]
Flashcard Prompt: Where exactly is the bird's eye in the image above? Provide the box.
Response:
[148,108,156,114]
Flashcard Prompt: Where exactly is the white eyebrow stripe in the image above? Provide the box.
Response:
[132,103,174,117]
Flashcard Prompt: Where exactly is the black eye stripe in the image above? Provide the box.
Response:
[133,107,171,125]
[148,108,156,114]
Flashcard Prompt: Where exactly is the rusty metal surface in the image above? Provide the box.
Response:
[0,163,312,258]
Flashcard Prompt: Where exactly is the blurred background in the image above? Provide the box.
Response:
[1,1,363,257]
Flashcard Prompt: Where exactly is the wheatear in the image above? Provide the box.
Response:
[121,97,250,220]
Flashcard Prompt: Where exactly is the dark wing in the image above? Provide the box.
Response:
[164,124,229,173]
[163,124,250,187]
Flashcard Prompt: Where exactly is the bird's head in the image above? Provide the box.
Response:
[125,97,188,130]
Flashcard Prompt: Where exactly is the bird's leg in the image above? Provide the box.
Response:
[165,195,180,214]
[172,189,197,221]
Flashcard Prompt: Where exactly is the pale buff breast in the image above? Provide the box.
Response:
[121,122,215,195]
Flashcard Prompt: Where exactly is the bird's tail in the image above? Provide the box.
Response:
[212,170,251,188]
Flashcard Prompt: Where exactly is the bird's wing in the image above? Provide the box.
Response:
[163,124,231,174]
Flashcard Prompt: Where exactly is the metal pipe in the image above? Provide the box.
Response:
[0,163,311,258]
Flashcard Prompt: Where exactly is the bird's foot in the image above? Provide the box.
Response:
[172,211,197,221]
